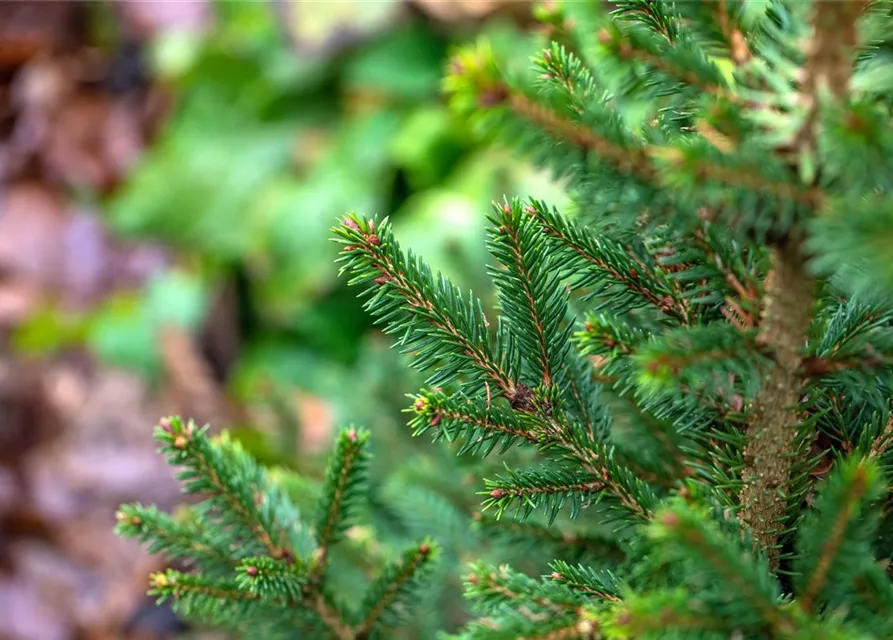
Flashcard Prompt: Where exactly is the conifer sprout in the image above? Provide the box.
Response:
[120,2,893,638]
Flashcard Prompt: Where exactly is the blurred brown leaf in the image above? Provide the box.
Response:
[159,326,239,431]
[0,2,83,71]
[119,0,210,39]
[44,93,145,192]
[411,0,527,22]
[0,183,67,288]
[295,391,334,454]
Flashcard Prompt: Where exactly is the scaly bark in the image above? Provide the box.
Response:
[738,239,814,567]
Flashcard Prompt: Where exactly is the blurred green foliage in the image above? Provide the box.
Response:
[28,1,565,383]
[14,3,569,634]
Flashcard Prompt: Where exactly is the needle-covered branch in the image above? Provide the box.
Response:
[122,3,893,639]
[312,427,371,583]
[334,215,513,396]
[118,419,438,639]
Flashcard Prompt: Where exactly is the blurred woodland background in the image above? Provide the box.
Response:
[0,1,573,639]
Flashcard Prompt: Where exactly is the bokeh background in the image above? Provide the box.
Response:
[0,1,575,639]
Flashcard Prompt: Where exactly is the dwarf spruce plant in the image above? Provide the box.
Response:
[119,2,893,638]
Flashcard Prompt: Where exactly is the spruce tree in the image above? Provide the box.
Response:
[118,1,893,638]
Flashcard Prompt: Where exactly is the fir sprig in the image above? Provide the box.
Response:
[312,427,371,582]
[334,215,512,397]
[409,390,539,455]
[122,3,893,639]
[795,457,887,614]
[646,500,795,636]
[526,200,685,319]
[119,418,438,640]
[487,199,573,392]
[355,540,439,637]
[152,416,309,562]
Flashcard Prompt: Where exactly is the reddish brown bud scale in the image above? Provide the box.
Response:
[159,417,172,432]
[414,397,427,412]
[489,488,504,498]
[375,275,392,286]
[418,543,431,556]
[429,413,442,427]
[347,429,358,443]
[173,435,187,450]
[502,203,511,214]
[344,218,360,231]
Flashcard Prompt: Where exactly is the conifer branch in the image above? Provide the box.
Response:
[118,5,893,638]
[116,504,236,569]
[462,610,600,640]
[485,478,607,514]
[157,417,297,562]
[312,428,370,584]
[238,557,306,603]
[517,619,599,640]
[489,201,571,389]
[576,315,651,358]
[309,591,356,640]
[738,0,863,567]
[151,569,257,603]
[794,0,866,157]
[334,217,514,396]
[505,89,655,181]
[528,202,685,319]
[483,463,652,522]
[410,391,540,450]
[609,0,682,43]
[355,541,437,638]
[597,23,734,101]
[610,590,729,636]
[795,457,887,622]
[465,563,585,617]
[548,562,622,603]
[651,505,797,635]
[799,460,872,612]
[490,83,822,208]
[738,240,814,566]
[633,324,768,398]
[711,0,752,66]
[475,514,626,564]
[869,414,893,460]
